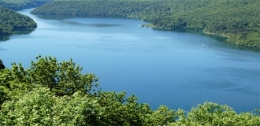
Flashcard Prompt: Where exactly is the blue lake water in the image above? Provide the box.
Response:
[0,9,259,112]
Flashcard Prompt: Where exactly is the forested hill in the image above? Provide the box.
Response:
[0,7,37,35]
[31,0,260,48]
[0,0,53,10]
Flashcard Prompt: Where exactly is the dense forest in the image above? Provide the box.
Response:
[0,7,37,35]
[0,0,53,10]
[31,0,260,48]
[0,56,259,125]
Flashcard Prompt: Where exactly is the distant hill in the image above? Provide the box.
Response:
[0,6,37,35]
[31,0,260,48]
[0,0,52,36]
[0,0,53,10]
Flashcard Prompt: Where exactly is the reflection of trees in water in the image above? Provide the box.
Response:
[0,35,9,41]
[0,28,35,42]
[154,28,260,52]
[37,15,76,20]
[154,28,227,42]
[13,28,35,35]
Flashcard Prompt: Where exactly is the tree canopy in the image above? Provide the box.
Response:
[31,0,260,48]
[0,56,259,125]
[0,6,37,35]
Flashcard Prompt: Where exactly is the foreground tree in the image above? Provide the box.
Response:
[0,56,98,102]
[171,102,260,125]
[0,59,4,70]
[0,56,259,125]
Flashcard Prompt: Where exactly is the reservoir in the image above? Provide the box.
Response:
[0,9,259,112]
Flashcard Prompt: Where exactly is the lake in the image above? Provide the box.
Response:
[0,9,259,112]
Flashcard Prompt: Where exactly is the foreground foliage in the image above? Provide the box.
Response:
[0,56,259,125]
[0,60,4,70]
[31,0,260,48]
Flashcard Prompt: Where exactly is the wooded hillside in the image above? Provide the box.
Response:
[0,0,53,10]
[31,0,260,48]
[0,7,37,35]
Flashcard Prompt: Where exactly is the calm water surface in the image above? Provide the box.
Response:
[0,9,259,112]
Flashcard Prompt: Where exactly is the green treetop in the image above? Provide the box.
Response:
[0,56,259,125]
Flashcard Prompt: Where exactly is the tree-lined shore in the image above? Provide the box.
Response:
[0,0,50,35]
[0,7,36,35]
[31,0,260,48]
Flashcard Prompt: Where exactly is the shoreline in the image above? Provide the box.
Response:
[202,30,230,38]
[141,23,260,49]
